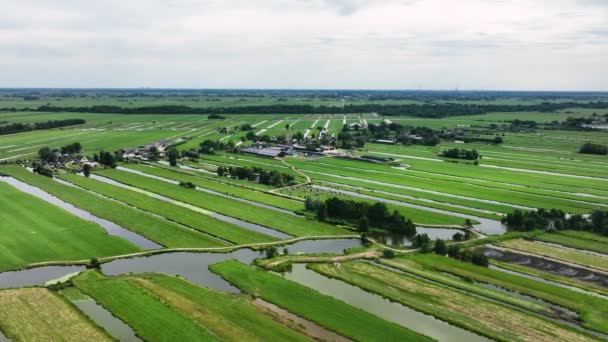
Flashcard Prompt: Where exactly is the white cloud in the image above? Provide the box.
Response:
[0,0,606,90]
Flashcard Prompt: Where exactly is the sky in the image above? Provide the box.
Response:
[1,0,607,90]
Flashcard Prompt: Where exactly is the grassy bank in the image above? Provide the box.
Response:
[403,253,608,334]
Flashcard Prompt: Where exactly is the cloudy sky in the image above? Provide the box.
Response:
[1,0,607,90]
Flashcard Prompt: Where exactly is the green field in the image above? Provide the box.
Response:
[210,260,432,342]
[0,175,138,271]
[59,173,271,245]
[0,165,225,249]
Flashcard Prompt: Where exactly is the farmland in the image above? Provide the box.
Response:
[0,288,112,341]
[1,89,608,341]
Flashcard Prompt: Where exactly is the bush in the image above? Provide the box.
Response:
[179,181,196,189]
[579,143,607,155]
[471,252,489,267]
[382,249,396,259]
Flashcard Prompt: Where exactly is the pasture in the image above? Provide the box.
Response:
[1,98,608,341]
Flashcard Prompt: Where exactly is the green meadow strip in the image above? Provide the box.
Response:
[0,165,221,249]
[128,163,304,212]
[74,272,220,342]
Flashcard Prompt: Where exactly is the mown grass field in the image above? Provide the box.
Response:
[126,163,304,212]
[0,174,138,271]
[0,288,112,341]
[309,262,596,342]
[498,239,608,272]
[210,260,432,342]
[0,165,224,249]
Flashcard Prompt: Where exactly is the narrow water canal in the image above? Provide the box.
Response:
[281,264,491,342]
[73,298,142,342]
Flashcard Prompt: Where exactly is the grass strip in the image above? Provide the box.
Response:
[61,173,270,245]
[129,163,303,212]
[97,168,349,237]
[129,273,312,341]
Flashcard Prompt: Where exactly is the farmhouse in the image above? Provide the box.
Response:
[241,146,286,158]
[118,139,175,160]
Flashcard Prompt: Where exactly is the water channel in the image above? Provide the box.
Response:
[73,298,142,342]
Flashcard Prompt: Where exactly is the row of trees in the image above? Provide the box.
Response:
[410,233,488,266]
[439,148,480,160]
[503,208,608,235]
[34,101,608,118]
[38,142,83,162]
[217,166,295,187]
[59,142,82,155]
[0,119,85,136]
[199,139,234,154]
[305,197,417,236]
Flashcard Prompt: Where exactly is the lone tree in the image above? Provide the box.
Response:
[167,147,179,167]
[434,239,447,255]
[83,164,91,178]
[265,246,278,259]
[89,257,100,269]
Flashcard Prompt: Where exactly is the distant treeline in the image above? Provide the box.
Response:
[0,119,85,135]
[25,101,608,118]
